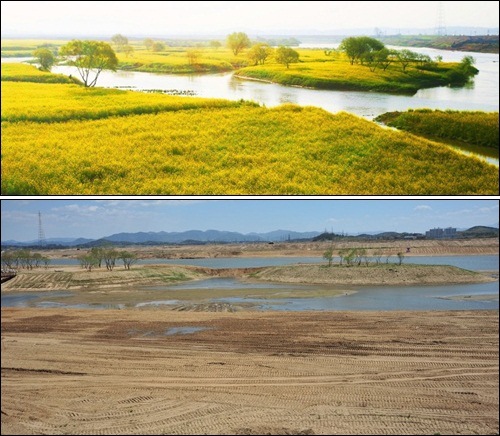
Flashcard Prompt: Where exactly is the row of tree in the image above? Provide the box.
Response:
[323,247,405,267]
[1,250,50,270]
[338,36,477,76]
[33,33,477,89]
[77,247,138,272]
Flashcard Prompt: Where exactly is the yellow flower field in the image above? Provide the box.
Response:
[2,96,498,194]
[1,81,249,122]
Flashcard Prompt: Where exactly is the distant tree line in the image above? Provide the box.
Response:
[323,246,405,267]
[339,36,478,83]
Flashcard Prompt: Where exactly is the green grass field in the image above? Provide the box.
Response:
[375,109,499,149]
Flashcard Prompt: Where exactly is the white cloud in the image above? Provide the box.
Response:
[479,206,499,213]
[414,205,432,211]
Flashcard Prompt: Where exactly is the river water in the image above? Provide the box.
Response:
[3,255,498,311]
[46,254,500,271]
[4,45,499,164]
[48,46,499,120]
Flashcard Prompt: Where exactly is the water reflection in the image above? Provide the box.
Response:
[47,48,498,120]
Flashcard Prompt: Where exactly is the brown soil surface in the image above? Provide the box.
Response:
[1,308,498,435]
[38,237,499,260]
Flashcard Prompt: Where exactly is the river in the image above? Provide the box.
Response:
[2,255,498,311]
[46,254,500,271]
[48,46,499,117]
[4,45,498,164]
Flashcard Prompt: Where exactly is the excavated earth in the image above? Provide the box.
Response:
[1,309,498,435]
[1,239,498,435]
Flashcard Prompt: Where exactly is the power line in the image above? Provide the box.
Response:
[38,211,46,247]
[436,1,447,36]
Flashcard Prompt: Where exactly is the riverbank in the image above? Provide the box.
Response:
[2,308,498,435]
[248,264,496,286]
[1,262,496,294]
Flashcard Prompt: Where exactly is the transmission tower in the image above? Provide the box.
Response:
[38,211,46,247]
[436,1,446,36]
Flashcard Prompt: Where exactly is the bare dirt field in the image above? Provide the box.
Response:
[38,237,499,260]
[1,308,498,435]
[2,240,498,434]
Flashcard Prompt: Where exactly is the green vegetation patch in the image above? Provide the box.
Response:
[376,109,499,149]
[236,56,475,95]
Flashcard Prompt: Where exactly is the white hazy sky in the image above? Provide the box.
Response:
[2,199,499,242]
[2,1,499,37]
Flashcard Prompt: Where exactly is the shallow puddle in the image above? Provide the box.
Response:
[164,326,211,336]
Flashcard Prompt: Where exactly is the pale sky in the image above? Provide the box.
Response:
[1,199,498,242]
[2,1,499,37]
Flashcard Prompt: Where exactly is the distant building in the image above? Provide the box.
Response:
[426,227,457,239]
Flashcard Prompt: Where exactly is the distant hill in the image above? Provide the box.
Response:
[1,229,321,248]
[459,226,499,238]
[100,229,320,244]
[378,34,499,54]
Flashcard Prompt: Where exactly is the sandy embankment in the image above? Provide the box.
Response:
[1,263,496,293]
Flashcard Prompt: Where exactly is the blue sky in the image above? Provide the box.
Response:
[1,199,498,242]
[2,1,498,37]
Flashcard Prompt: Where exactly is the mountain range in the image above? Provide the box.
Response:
[1,229,322,247]
[2,226,498,248]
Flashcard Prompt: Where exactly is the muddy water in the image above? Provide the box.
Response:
[2,277,497,311]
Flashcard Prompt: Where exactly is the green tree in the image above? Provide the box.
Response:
[33,48,55,71]
[344,248,357,266]
[123,44,134,57]
[363,48,394,72]
[459,55,478,76]
[339,36,385,65]
[226,32,251,55]
[397,252,405,265]
[186,48,200,65]
[78,253,98,272]
[111,34,129,52]
[59,40,118,87]
[119,251,138,270]
[209,40,222,50]
[103,248,119,271]
[1,251,17,270]
[248,43,273,65]
[395,49,418,72]
[152,41,166,52]
[323,248,334,267]
[90,247,105,268]
[275,46,299,68]
[144,38,154,51]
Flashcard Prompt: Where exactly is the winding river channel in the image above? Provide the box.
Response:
[4,44,499,164]
[2,255,498,311]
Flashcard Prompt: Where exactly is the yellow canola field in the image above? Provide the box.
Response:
[2,103,498,195]
[1,81,247,122]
